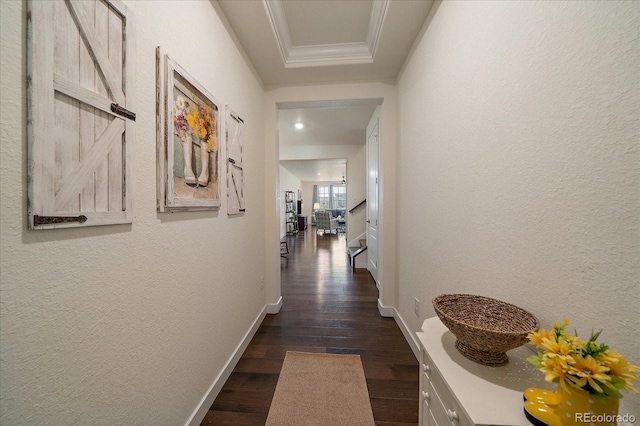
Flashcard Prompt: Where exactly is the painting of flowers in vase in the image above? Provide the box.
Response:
[157,48,221,211]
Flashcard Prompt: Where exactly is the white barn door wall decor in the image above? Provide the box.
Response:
[156,48,221,212]
[27,0,136,229]
[226,108,245,215]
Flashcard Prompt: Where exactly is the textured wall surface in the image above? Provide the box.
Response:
[397,0,639,414]
[347,144,367,247]
[0,1,265,424]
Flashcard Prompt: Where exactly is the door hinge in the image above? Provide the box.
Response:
[34,215,88,226]
[111,103,136,121]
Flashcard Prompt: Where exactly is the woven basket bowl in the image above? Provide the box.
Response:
[432,294,539,367]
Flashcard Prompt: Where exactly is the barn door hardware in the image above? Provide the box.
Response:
[33,215,88,226]
[110,103,136,121]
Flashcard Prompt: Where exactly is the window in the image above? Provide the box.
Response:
[313,184,347,211]
[332,186,346,209]
[318,186,330,210]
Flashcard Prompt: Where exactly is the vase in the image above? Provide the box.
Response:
[178,135,197,186]
[524,383,619,426]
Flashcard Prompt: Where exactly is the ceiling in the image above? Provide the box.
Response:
[217,0,435,182]
[218,0,434,87]
[278,99,379,181]
[280,159,347,183]
[278,99,380,147]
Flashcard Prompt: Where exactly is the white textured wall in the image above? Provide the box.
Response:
[347,144,367,247]
[397,0,639,414]
[301,181,314,219]
[0,1,265,424]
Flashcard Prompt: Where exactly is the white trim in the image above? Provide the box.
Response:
[263,0,389,68]
[377,298,394,317]
[263,0,291,65]
[186,306,267,426]
[286,43,373,68]
[348,232,367,249]
[365,0,387,59]
[393,309,420,361]
[377,300,420,362]
[266,296,283,314]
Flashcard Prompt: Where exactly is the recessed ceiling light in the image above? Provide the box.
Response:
[294,122,304,130]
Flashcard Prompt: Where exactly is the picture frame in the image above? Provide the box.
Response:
[226,106,245,215]
[157,47,221,211]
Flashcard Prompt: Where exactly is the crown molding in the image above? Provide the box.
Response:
[263,0,389,68]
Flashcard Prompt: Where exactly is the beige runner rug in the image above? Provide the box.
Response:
[265,351,376,426]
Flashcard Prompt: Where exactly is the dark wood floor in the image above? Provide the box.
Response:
[202,227,419,425]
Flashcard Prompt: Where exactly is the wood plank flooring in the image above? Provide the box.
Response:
[202,227,419,425]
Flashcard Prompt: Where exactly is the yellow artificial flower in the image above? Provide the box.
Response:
[528,320,640,399]
[552,319,570,329]
[602,350,640,393]
[207,135,215,150]
[541,337,573,361]
[567,335,584,348]
[187,108,199,131]
[528,328,556,349]
[540,355,572,385]
[566,354,611,393]
[187,113,196,129]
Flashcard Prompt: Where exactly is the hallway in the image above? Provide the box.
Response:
[203,227,419,425]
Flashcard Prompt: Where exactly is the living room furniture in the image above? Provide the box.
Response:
[330,209,345,219]
[280,241,288,257]
[312,203,320,226]
[285,191,297,235]
[297,215,307,230]
[315,210,338,234]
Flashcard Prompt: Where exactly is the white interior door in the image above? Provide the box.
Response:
[367,119,379,283]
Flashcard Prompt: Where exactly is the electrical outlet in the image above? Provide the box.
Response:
[260,276,264,291]
[414,298,420,317]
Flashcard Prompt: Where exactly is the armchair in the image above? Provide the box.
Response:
[315,210,338,235]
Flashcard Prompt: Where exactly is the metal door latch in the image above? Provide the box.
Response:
[110,103,136,121]
[34,215,88,226]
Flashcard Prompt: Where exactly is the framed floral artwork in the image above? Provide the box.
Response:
[156,47,221,211]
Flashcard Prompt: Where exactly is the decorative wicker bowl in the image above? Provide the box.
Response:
[432,294,539,367]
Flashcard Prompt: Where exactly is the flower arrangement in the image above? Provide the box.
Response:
[527,320,639,402]
[173,95,191,140]
[173,95,216,150]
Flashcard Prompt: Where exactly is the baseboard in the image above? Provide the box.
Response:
[266,296,283,314]
[377,300,420,362]
[377,298,394,317]
[393,310,420,361]
[186,306,267,426]
[354,255,367,269]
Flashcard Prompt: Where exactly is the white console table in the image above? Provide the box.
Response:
[417,317,552,426]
